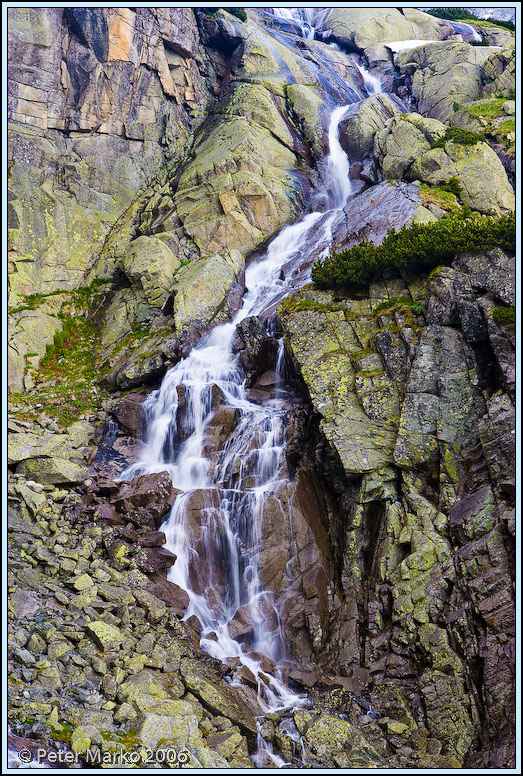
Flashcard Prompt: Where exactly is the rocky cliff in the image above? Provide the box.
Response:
[8,7,516,770]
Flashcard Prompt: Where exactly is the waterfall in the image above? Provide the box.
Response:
[270,7,316,39]
[354,61,382,95]
[121,106,353,709]
[450,20,483,42]
[117,17,362,765]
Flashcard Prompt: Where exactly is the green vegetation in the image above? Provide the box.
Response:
[9,281,114,426]
[495,119,515,139]
[201,7,247,22]
[419,178,464,216]
[460,17,515,32]
[461,98,507,120]
[8,279,111,317]
[279,296,346,314]
[431,126,486,149]
[492,306,516,326]
[311,212,515,288]
[374,298,425,317]
[425,8,514,31]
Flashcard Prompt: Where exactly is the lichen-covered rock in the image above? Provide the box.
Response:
[408,138,515,215]
[171,250,244,332]
[17,457,88,485]
[374,112,446,179]
[8,306,63,394]
[8,431,73,465]
[375,112,515,215]
[8,6,211,305]
[180,658,260,735]
[480,27,515,49]
[339,93,403,161]
[395,40,499,123]
[333,181,435,255]
[122,236,180,310]
[319,8,454,52]
[281,243,514,766]
[285,84,325,158]
[85,621,123,652]
[280,289,399,475]
[481,48,515,96]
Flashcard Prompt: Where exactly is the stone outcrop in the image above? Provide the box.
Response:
[7,6,517,771]
[339,93,403,162]
[374,113,515,215]
[279,247,515,767]
[318,8,455,52]
[395,41,515,122]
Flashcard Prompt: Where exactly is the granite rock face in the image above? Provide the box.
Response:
[318,7,455,52]
[395,41,515,123]
[374,112,515,215]
[8,5,369,393]
[7,7,516,771]
[279,247,515,768]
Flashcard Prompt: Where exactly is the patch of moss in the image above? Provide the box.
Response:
[8,283,115,427]
[350,347,374,360]
[419,183,461,213]
[494,119,515,139]
[492,306,515,326]
[279,297,345,314]
[462,98,507,120]
[431,126,486,149]
[355,369,385,378]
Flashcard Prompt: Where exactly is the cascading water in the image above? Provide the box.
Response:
[120,22,359,768]
[270,7,316,38]
[450,20,483,42]
[354,61,382,95]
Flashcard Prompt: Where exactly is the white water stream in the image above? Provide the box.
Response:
[119,15,381,766]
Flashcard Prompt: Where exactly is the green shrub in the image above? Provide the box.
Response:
[439,177,462,197]
[224,7,247,21]
[492,306,516,326]
[431,126,486,149]
[426,8,514,31]
[311,211,515,288]
[201,7,247,22]
[426,8,476,21]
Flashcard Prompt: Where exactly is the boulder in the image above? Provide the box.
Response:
[319,8,454,52]
[134,546,177,574]
[122,236,180,310]
[171,250,244,332]
[395,40,499,122]
[374,112,446,179]
[408,137,515,215]
[480,27,515,49]
[481,48,515,96]
[180,657,260,735]
[333,180,435,255]
[375,112,515,215]
[84,621,123,652]
[112,391,148,434]
[8,307,62,393]
[8,431,73,465]
[339,93,403,161]
[16,457,87,485]
[113,471,178,519]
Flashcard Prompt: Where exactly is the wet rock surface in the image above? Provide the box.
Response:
[8,6,516,771]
